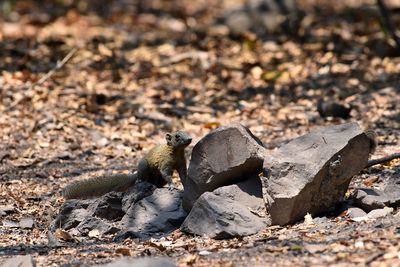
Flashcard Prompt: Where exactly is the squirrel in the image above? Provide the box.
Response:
[63,131,192,199]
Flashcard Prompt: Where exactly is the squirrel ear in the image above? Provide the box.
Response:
[166,133,172,142]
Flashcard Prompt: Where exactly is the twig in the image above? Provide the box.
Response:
[376,0,400,51]
[7,48,77,111]
[36,48,77,85]
[160,51,210,68]
[366,152,400,168]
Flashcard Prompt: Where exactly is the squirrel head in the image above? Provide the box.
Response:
[166,131,192,149]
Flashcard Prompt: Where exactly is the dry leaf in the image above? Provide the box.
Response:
[179,254,198,266]
[55,229,76,242]
[88,229,100,238]
[115,247,131,256]
[203,122,221,129]
[304,213,314,226]
[248,207,266,218]
[98,44,113,57]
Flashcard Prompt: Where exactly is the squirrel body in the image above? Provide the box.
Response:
[63,131,192,199]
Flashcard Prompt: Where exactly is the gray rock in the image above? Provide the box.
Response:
[347,207,367,219]
[183,123,265,211]
[181,177,270,239]
[51,192,125,231]
[383,172,400,207]
[76,217,120,236]
[122,182,156,213]
[119,187,186,238]
[367,207,393,219]
[353,188,389,212]
[0,205,15,216]
[51,182,185,239]
[1,255,36,267]
[87,192,125,221]
[50,199,92,231]
[262,122,371,225]
[102,257,176,267]
[352,173,400,212]
[19,218,34,229]
[225,11,253,35]
[222,0,303,35]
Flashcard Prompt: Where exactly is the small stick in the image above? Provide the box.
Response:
[7,48,77,111]
[36,48,77,85]
[366,152,400,168]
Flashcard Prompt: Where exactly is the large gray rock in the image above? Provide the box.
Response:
[262,122,371,225]
[51,182,185,239]
[183,123,266,211]
[102,257,176,267]
[118,187,186,238]
[181,177,270,239]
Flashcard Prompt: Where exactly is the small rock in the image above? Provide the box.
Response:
[47,231,61,247]
[19,218,34,229]
[76,217,120,236]
[0,205,15,216]
[367,207,393,219]
[102,257,176,267]
[347,207,367,219]
[1,255,36,267]
[199,250,212,256]
[383,172,400,207]
[183,123,265,211]
[2,220,19,228]
[304,243,326,253]
[57,151,74,160]
[225,11,253,35]
[262,122,371,225]
[352,188,389,212]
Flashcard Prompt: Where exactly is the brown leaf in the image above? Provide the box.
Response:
[203,122,221,129]
[179,254,198,266]
[115,247,132,256]
[98,44,113,57]
[55,229,76,242]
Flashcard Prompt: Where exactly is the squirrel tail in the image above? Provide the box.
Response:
[62,173,138,199]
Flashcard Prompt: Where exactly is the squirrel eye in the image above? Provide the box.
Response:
[175,135,180,140]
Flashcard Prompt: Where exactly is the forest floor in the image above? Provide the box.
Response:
[0,0,400,266]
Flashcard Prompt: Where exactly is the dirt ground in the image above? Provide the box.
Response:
[1,0,399,266]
